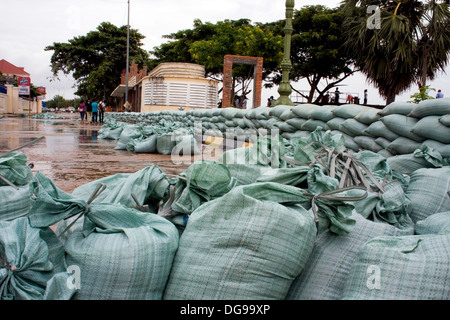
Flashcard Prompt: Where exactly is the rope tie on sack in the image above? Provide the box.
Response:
[131,193,150,212]
[303,185,368,226]
[59,183,107,236]
[0,174,19,190]
[0,136,45,190]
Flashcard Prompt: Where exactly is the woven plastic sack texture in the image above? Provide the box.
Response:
[0,152,33,187]
[415,211,450,235]
[286,213,413,300]
[406,167,450,223]
[170,160,237,215]
[163,182,357,300]
[0,217,76,300]
[0,184,33,221]
[71,166,168,212]
[387,145,449,175]
[363,120,400,141]
[114,124,143,150]
[408,98,450,118]
[341,234,450,299]
[172,135,201,156]
[410,115,450,144]
[378,101,415,116]
[381,114,425,142]
[29,172,179,300]
[156,133,176,155]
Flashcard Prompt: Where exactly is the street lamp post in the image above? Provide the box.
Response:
[273,0,295,106]
[125,0,130,104]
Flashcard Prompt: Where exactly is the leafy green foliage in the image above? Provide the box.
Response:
[408,85,436,103]
[45,22,149,100]
[342,0,450,104]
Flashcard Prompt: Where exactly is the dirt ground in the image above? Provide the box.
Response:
[0,112,223,193]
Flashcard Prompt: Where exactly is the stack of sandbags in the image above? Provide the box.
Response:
[29,171,179,300]
[408,98,450,157]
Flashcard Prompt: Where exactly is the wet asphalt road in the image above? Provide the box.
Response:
[0,113,221,193]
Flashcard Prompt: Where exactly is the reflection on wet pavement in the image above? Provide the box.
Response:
[0,114,215,193]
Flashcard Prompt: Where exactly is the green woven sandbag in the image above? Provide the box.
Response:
[134,135,157,153]
[219,134,287,169]
[0,152,33,187]
[408,98,450,118]
[410,115,450,144]
[380,114,425,142]
[406,167,450,223]
[415,211,450,235]
[0,184,33,221]
[269,105,293,118]
[309,105,335,122]
[301,119,330,132]
[163,182,358,300]
[387,145,448,175]
[378,101,415,116]
[71,166,168,210]
[292,104,316,119]
[286,212,413,300]
[421,140,450,158]
[29,172,179,300]
[354,107,381,125]
[286,117,308,130]
[386,137,422,155]
[326,117,346,131]
[221,163,274,186]
[156,133,176,155]
[332,104,367,119]
[353,136,383,153]
[341,234,450,299]
[172,135,202,156]
[439,114,450,127]
[114,124,143,150]
[364,120,400,141]
[0,217,76,300]
[170,160,237,215]
[339,119,370,137]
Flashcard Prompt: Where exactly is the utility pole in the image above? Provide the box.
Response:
[273,0,295,106]
[125,0,130,104]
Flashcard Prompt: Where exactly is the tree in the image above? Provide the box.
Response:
[150,19,284,102]
[278,5,357,104]
[45,22,149,101]
[342,0,450,105]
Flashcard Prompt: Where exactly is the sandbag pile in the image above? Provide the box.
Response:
[103,99,450,161]
[99,118,201,156]
[1,104,449,300]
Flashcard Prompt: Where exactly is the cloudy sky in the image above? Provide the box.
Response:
[1,0,449,105]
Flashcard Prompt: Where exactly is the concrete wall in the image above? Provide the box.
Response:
[0,85,42,114]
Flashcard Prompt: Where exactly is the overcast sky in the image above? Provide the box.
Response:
[1,0,449,106]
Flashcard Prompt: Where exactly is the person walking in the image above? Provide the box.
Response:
[79,100,86,123]
[98,100,105,123]
[91,100,99,123]
[364,89,368,105]
[86,100,92,123]
[436,89,444,99]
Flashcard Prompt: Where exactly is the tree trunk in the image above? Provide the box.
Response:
[386,92,396,106]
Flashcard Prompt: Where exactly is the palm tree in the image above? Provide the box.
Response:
[342,0,450,105]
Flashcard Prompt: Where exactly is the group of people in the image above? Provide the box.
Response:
[235,95,248,109]
[78,99,107,124]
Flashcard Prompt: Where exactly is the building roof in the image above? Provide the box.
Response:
[0,59,30,77]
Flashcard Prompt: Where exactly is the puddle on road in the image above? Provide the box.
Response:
[0,115,204,192]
